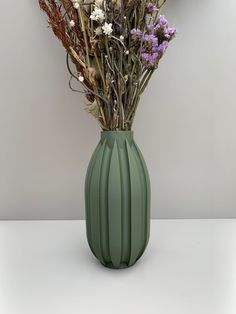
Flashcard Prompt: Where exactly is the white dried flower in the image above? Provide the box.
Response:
[102,22,113,36]
[125,50,129,55]
[90,7,105,22]
[73,2,79,9]
[78,76,84,82]
[69,20,75,27]
[95,26,103,36]
[120,35,124,41]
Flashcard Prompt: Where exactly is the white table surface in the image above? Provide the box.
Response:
[0,219,236,314]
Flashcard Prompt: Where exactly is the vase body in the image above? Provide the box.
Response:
[85,131,150,269]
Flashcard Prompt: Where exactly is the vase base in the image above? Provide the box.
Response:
[101,262,136,270]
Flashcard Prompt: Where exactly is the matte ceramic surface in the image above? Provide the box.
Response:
[85,131,151,269]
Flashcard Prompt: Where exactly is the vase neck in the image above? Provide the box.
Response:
[101,131,134,147]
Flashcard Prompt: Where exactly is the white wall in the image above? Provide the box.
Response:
[0,0,236,219]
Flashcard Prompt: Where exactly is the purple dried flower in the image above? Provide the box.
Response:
[144,34,158,45]
[140,33,160,67]
[157,41,169,55]
[142,34,159,53]
[146,3,159,14]
[157,15,168,27]
[141,52,159,67]
[130,28,143,40]
[131,12,176,69]
[164,27,177,40]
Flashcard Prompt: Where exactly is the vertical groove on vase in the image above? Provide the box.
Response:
[117,140,123,265]
[133,148,146,259]
[99,140,111,264]
[126,139,142,266]
[134,144,151,250]
[133,144,148,259]
[125,139,132,266]
[108,140,122,267]
[89,140,106,264]
[118,139,131,264]
[106,144,112,264]
[85,142,102,256]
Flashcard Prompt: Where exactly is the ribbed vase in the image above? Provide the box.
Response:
[85,131,150,269]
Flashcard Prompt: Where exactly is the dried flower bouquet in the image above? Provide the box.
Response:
[39,0,176,130]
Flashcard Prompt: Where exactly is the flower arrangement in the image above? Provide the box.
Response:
[39,0,176,130]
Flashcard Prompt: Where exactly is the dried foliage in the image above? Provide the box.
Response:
[39,0,176,130]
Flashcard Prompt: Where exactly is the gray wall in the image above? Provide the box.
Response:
[0,0,236,220]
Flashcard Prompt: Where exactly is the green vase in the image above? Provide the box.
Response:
[85,131,150,269]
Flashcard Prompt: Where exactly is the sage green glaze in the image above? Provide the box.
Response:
[85,131,150,269]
